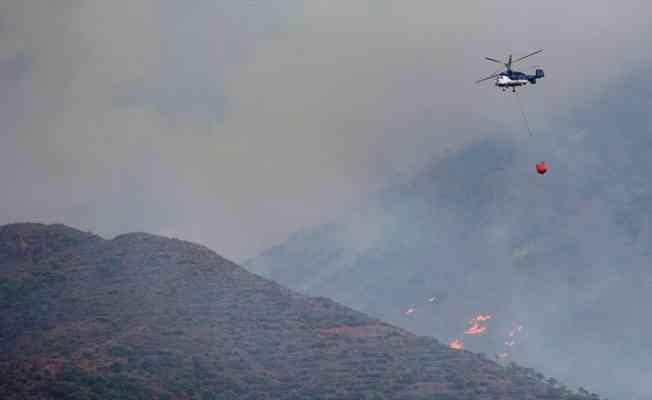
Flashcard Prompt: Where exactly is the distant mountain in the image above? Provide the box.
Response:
[0,223,596,399]
[247,72,652,400]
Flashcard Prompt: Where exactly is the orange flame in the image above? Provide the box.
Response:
[464,313,491,335]
[449,339,464,350]
[469,314,491,324]
[465,324,487,335]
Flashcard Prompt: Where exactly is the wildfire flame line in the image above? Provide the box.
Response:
[464,313,491,335]
[449,313,491,351]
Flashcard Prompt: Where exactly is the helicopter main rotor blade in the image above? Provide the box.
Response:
[474,73,500,84]
[485,57,504,65]
[512,49,543,65]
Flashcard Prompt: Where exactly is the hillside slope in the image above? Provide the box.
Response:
[0,223,596,399]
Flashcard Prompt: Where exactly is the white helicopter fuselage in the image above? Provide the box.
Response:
[496,75,529,87]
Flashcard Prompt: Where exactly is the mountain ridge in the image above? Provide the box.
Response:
[0,222,595,399]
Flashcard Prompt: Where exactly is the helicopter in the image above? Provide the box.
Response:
[475,49,544,92]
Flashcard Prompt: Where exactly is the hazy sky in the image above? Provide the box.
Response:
[2,1,651,259]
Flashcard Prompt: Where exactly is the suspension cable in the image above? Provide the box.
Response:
[514,90,533,137]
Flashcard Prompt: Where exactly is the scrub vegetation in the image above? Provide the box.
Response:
[0,223,597,399]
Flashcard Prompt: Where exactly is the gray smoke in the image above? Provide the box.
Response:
[248,70,652,399]
[2,1,652,259]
